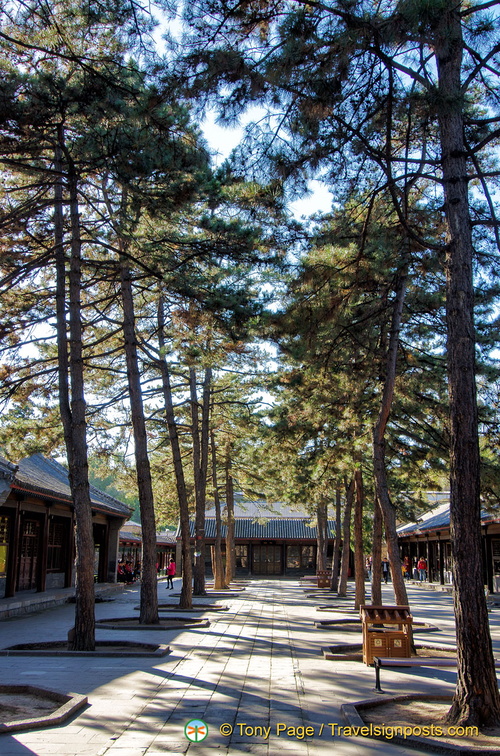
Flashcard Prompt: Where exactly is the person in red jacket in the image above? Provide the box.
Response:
[417,557,427,582]
[166,558,176,589]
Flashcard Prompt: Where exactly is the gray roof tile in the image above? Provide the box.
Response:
[397,505,494,536]
[12,453,131,517]
[188,518,336,540]
[0,456,17,481]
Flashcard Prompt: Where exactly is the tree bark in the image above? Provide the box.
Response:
[337,477,354,597]
[119,255,158,625]
[371,497,383,606]
[372,270,409,609]
[224,446,236,585]
[354,467,365,610]
[157,297,193,609]
[434,3,500,726]
[316,500,328,572]
[54,137,95,650]
[330,486,342,592]
[210,431,227,589]
[190,367,211,596]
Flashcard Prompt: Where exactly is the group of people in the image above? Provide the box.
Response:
[365,555,428,583]
[117,559,140,583]
[402,555,428,581]
[117,557,176,587]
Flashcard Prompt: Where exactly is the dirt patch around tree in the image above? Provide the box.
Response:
[141,604,229,612]
[314,618,440,631]
[316,605,360,613]
[358,698,500,751]
[323,644,456,662]
[316,620,363,631]
[170,591,241,598]
[1,640,170,656]
[1,691,59,722]
[0,685,87,733]
[95,616,210,630]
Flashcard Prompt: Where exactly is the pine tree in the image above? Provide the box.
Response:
[181,0,500,722]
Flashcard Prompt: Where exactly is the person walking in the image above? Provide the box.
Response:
[403,555,410,580]
[417,556,427,582]
[381,558,390,584]
[166,558,176,590]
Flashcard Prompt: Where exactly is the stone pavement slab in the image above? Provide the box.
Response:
[2,579,499,755]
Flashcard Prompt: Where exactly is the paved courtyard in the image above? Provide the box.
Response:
[1,578,499,755]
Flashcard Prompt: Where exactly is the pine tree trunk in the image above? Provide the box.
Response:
[373,440,408,606]
[178,498,194,610]
[316,500,328,572]
[119,256,158,625]
[224,448,236,585]
[372,270,409,608]
[210,432,227,589]
[190,368,210,596]
[330,487,342,592]
[54,141,95,650]
[157,296,193,609]
[354,468,365,610]
[337,477,354,597]
[434,3,500,727]
[371,498,383,606]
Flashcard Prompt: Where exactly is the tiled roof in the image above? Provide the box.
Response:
[205,501,312,519]
[12,453,131,518]
[188,518,336,540]
[0,456,17,480]
[122,520,142,533]
[119,527,176,545]
[119,530,142,543]
[156,531,176,545]
[397,505,495,536]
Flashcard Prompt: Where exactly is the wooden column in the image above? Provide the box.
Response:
[66,512,75,588]
[38,505,50,592]
[438,537,445,585]
[5,501,21,598]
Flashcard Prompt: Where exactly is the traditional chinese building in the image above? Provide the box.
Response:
[397,500,500,592]
[119,521,176,574]
[0,453,132,599]
[179,501,337,577]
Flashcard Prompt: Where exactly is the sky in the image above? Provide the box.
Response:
[151,13,335,221]
[201,110,334,219]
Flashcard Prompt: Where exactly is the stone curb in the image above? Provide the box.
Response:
[0,583,126,620]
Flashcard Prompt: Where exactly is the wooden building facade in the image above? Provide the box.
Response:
[179,502,337,577]
[0,454,132,599]
[397,502,500,593]
[119,521,176,575]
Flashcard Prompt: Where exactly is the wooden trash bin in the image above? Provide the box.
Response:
[360,605,413,665]
[316,570,331,588]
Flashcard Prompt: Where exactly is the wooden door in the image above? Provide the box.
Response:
[252,544,282,575]
[18,518,40,590]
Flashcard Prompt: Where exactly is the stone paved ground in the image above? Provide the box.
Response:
[1,578,499,755]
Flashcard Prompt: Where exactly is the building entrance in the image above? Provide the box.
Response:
[18,518,41,590]
[252,544,282,575]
